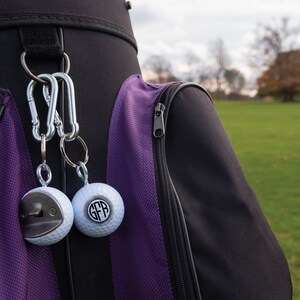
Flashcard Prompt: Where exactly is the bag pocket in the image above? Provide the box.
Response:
[154,83,292,300]
[0,89,60,300]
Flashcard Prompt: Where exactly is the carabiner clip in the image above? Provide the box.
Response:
[43,72,79,141]
[26,74,58,141]
[42,88,65,138]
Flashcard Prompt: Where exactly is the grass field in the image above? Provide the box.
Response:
[215,101,300,299]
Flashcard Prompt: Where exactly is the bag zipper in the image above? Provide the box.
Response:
[153,83,210,300]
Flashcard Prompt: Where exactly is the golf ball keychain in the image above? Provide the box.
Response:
[50,72,125,238]
[60,140,125,238]
[20,65,124,245]
[19,74,74,246]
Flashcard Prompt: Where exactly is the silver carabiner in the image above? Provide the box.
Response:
[42,89,65,138]
[26,74,58,141]
[43,72,79,141]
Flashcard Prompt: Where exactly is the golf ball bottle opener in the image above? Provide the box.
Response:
[20,184,74,246]
[19,74,74,246]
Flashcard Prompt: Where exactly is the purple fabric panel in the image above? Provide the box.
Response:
[107,75,173,299]
[0,90,60,299]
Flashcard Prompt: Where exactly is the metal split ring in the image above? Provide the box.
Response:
[20,51,71,84]
[60,135,89,168]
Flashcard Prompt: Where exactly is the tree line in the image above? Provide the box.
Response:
[143,18,300,102]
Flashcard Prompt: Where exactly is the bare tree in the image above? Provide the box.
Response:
[184,50,201,81]
[197,64,214,91]
[248,17,299,70]
[209,38,231,97]
[248,17,300,100]
[224,68,246,95]
[143,55,173,83]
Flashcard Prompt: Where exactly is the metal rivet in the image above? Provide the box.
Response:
[49,207,57,216]
[125,1,132,10]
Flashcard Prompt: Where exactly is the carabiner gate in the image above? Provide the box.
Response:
[26,74,58,141]
[43,72,79,141]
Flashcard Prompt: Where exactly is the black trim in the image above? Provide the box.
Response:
[170,178,202,300]
[154,134,187,299]
[172,82,213,104]
[153,83,211,299]
[0,12,137,52]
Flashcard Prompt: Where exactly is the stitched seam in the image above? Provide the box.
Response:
[0,12,133,37]
[0,12,137,51]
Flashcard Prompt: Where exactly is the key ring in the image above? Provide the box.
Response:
[20,51,71,84]
[60,135,89,168]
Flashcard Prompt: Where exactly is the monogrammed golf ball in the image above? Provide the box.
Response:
[72,183,124,237]
[21,186,74,246]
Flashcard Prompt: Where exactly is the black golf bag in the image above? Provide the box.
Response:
[0,0,292,299]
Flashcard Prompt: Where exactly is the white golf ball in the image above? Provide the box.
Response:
[72,183,124,237]
[23,186,74,246]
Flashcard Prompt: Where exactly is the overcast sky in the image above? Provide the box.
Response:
[130,0,300,82]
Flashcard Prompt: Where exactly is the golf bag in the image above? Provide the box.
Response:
[0,0,292,299]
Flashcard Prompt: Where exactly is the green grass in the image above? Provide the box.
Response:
[214,101,300,299]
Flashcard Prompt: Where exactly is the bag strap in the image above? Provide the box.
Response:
[2,12,137,53]
[19,25,63,59]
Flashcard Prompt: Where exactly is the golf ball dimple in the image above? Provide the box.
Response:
[72,183,125,237]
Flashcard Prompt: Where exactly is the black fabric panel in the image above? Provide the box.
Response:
[19,26,63,59]
[0,0,132,29]
[166,87,292,300]
[0,0,135,47]
[0,27,140,299]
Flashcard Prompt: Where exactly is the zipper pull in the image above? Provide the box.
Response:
[153,103,166,138]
